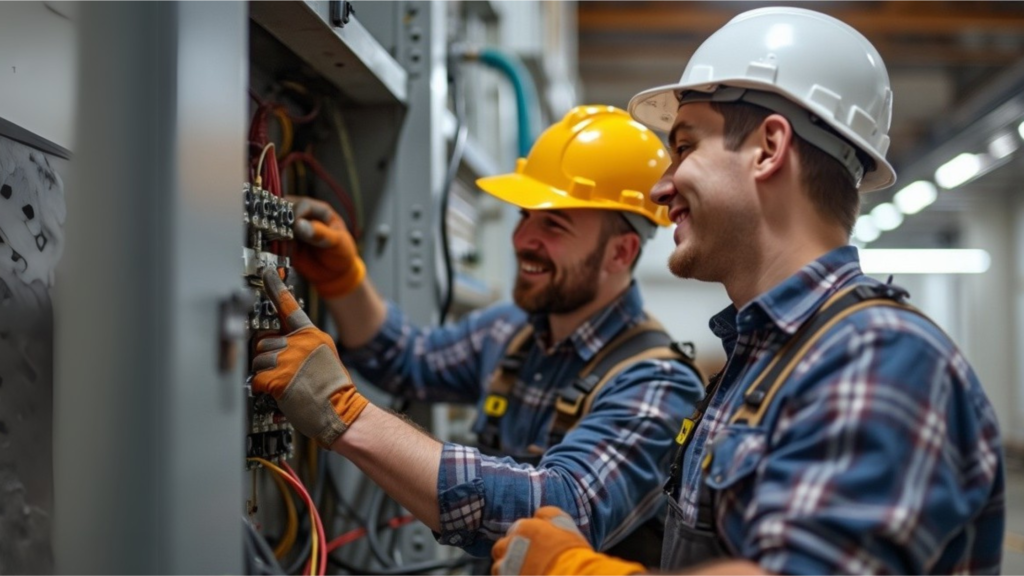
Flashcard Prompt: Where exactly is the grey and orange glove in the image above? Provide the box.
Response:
[492,507,646,576]
[289,196,365,298]
[252,267,368,448]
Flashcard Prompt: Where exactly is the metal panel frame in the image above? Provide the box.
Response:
[250,0,407,106]
[392,0,447,326]
[54,2,247,572]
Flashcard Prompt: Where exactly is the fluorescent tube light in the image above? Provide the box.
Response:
[935,153,982,189]
[870,202,903,231]
[989,132,1019,160]
[859,249,991,274]
[853,214,880,243]
[893,180,937,215]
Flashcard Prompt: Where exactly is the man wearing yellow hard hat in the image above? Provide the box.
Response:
[249,105,705,564]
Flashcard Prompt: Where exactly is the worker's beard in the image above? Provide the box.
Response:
[513,243,604,315]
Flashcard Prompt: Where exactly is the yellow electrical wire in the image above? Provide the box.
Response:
[255,143,276,188]
[330,105,364,227]
[281,80,310,96]
[269,469,299,559]
[249,457,318,576]
[273,107,295,159]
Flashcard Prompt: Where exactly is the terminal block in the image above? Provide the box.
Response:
[244,183,296,241]
[245,390,295,468]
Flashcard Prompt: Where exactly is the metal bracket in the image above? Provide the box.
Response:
[330,0,355,28]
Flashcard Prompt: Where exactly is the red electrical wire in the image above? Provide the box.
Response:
[248,87,268,107]
[280,151,361,239]
[325,514,416,553]
[286,98,321,124]
[281,461,326,576]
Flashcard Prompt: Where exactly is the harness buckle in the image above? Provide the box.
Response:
[556,374,600,417]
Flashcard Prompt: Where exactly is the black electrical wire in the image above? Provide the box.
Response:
[438,52,469,325]
[365,485,399,567]
[324,455,369,526]
[244,517,287,575]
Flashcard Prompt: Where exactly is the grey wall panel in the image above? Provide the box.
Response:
[0,137,66,574]
[54,2,247,573]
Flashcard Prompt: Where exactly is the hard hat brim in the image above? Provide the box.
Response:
[627,81,896,193]
[476,172,670,227]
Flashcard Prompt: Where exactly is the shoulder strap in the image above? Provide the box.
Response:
[729,283,925,427]
[549,317,703,445]
[477,323,535,451]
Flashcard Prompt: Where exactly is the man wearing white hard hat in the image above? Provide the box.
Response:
[491,7,1004,575]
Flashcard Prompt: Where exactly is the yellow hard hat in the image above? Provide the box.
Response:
[476,105,671,236]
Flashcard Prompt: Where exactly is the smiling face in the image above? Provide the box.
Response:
[649,102,760,283]
[511,208,619,315]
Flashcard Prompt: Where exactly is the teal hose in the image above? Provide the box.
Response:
[478,47,538,158]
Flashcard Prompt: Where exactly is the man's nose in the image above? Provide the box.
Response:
[649,174,677,206]
[512,219,540,249]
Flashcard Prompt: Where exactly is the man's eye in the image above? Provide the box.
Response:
[543,218,566,231]
[674,143,692,157]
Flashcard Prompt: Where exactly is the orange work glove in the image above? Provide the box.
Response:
[252,267,369,448]
[491,507,646,576]
[289,196,365,298]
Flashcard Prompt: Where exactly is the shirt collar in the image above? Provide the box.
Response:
[709,246,865,347]
[528,281,645,362]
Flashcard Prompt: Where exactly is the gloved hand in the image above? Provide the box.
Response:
[288,196,365,298]
[252,267,369,448]
[491,507,646,576]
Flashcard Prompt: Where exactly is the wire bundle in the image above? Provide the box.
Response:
[249,457,327,576]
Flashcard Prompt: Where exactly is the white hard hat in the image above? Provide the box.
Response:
[628,7,895,192]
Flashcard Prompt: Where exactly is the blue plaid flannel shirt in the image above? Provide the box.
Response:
[342,282,704,556]
[673,246,1005,574]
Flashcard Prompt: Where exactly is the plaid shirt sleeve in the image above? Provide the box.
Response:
[718,306,1004,574]
[341,302,523,404]
[436,358,704,557]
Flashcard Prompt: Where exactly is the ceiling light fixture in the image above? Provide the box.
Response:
[988,132,1019,160]
[853,214,880,243]
[934,153,982,189]
[859,249,991,274]
[870,202,903,231]
[892,180,938,215]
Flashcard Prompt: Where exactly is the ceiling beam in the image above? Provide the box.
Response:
[578,41,1024,68]
[578,3,1024,35]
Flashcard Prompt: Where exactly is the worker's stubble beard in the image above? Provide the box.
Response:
[513,241,604,315]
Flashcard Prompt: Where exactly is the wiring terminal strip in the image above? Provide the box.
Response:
[243,180,299,469]
[244,182,296,240]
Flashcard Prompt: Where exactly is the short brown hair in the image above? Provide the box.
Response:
[709,101,860,235]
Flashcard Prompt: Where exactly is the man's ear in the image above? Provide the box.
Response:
[753,114,793,183]
[606,232,641,274]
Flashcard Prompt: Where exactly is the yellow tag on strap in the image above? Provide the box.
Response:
[483,395,508,417]
[675,417,695,445]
